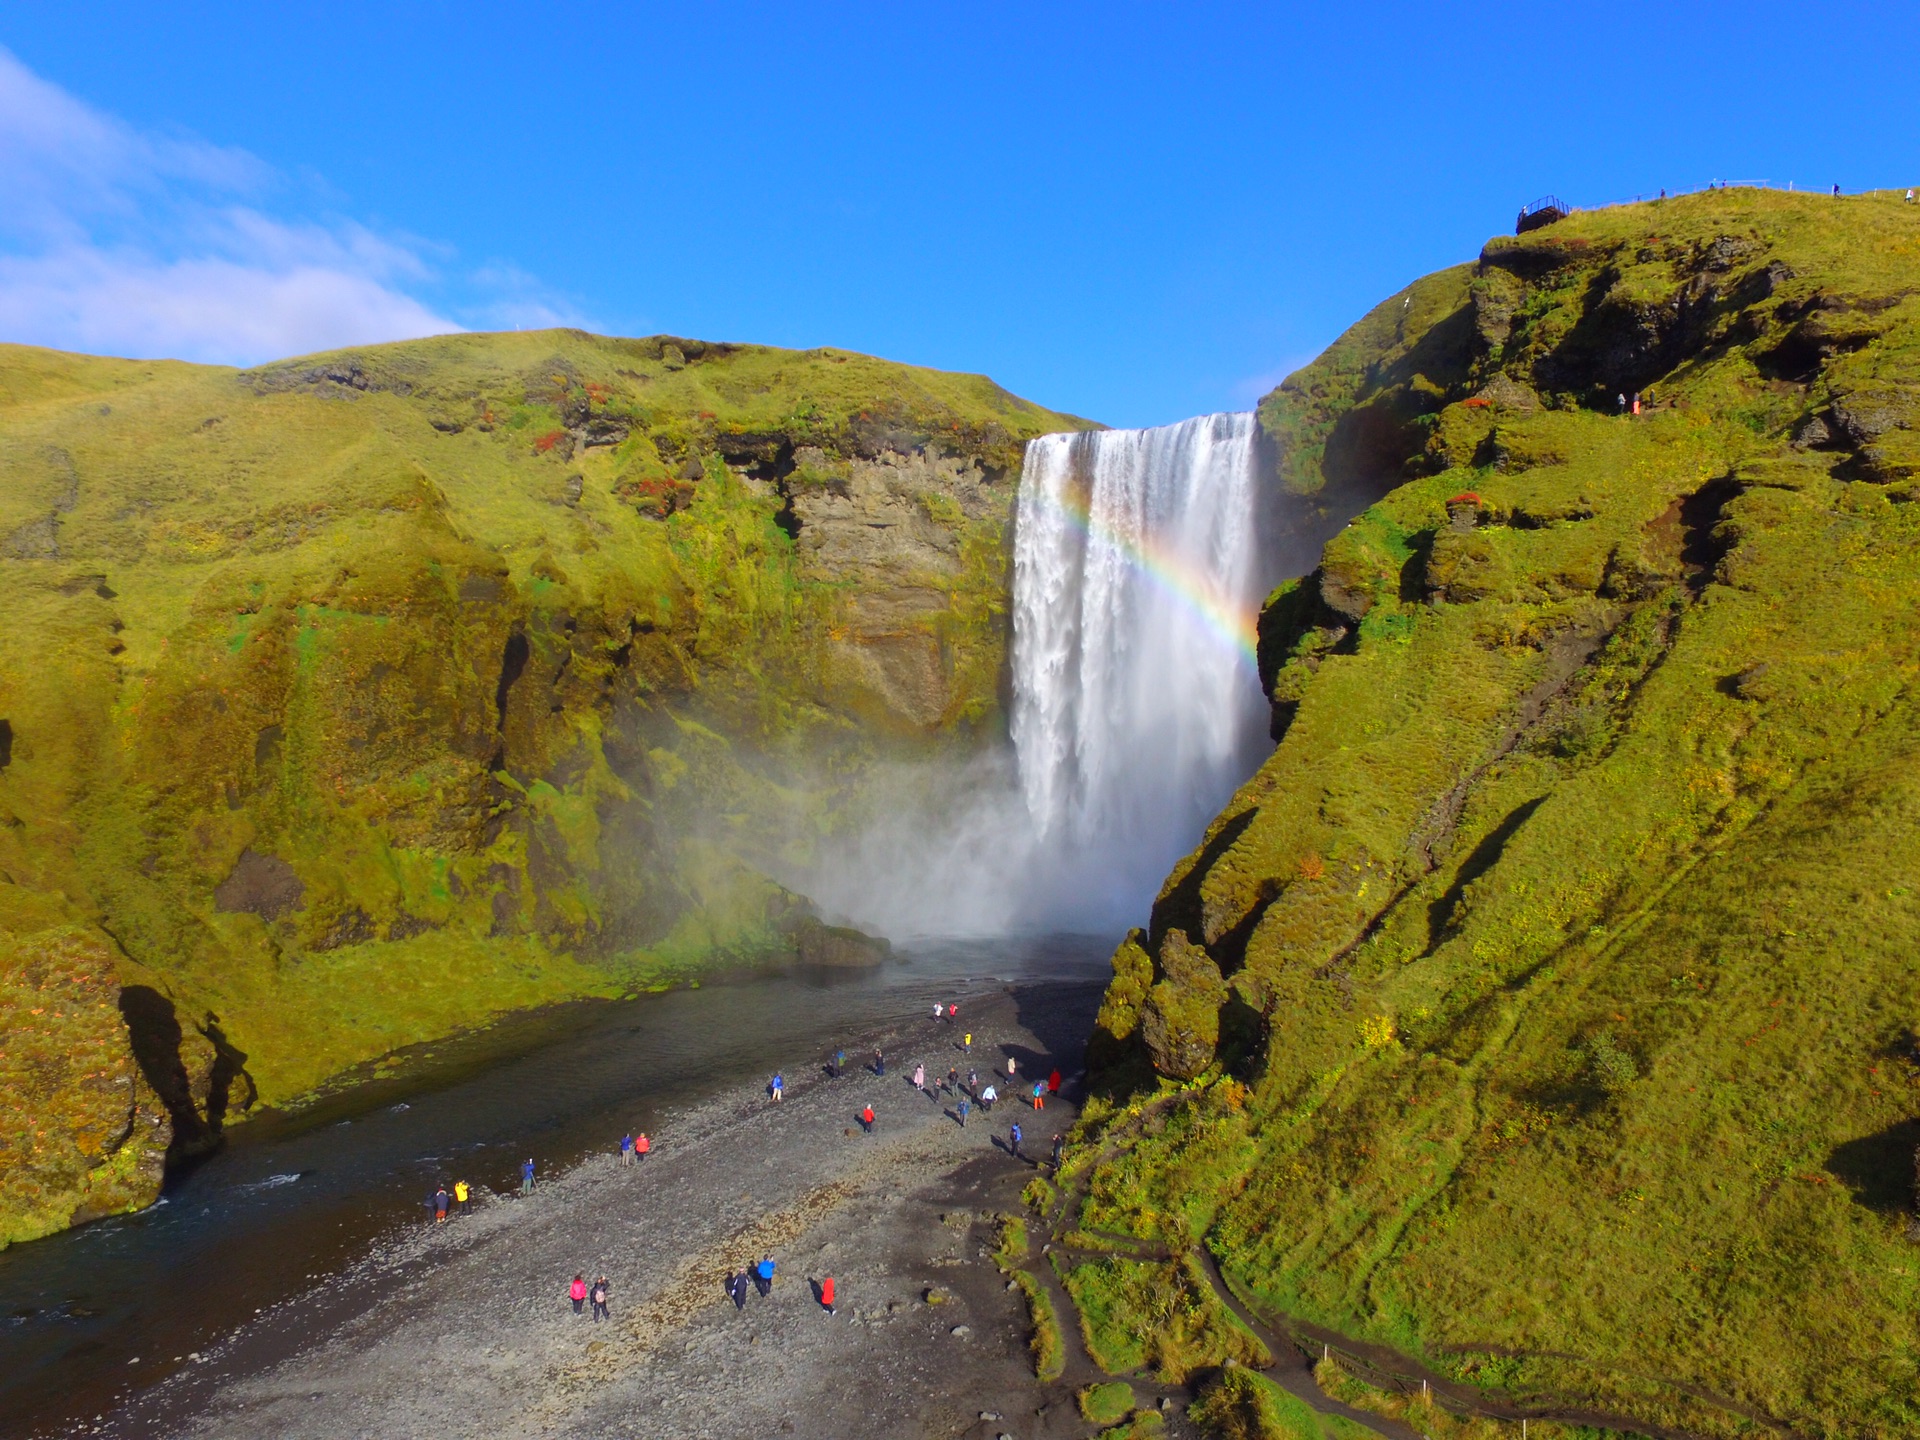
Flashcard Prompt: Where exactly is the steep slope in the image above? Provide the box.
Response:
[0,330,1088,1246]
[1072,189,1920,1439]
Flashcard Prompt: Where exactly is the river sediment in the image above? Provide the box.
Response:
[88,979,1118,1440]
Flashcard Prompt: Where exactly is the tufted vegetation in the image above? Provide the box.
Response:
[1087,189,1920,1439]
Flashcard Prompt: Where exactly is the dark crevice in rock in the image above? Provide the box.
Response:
[1677,475,1744,584]
[495,630,530,728]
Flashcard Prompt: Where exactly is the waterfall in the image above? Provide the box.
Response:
[794,411,1278,939]
[1010,412,1273,921]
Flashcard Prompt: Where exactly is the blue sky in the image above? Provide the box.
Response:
[2,3,1917,427]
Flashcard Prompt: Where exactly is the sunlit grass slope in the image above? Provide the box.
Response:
[1077,189,1920,1439]
[0,328,1085,1245]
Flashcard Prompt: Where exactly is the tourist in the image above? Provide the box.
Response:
[833,1048,846,1079]
[1032,1081,1045,1111]
[912,1063,925,1092]
[819,1274,836,1315]
[636,1132,651,1161]
[957,1097,971,1127]
[620,1133,634,1167]
[873,1049,885,1077]
[1834,183,1841,196]
[1051,1134,1064,1171]
[948,1003,958,1022]
[520,1157,536,1196]
[967,1068,978,1095]
[570,1274,588,1315]
[980,1083,997,1113]
[591,1275,611,1322]
[1009,1121,1023,1160]
[1047,1068,1061,1095]
[433,1185,450,1223]
[946,1066,958,1094]
[1908,188,1916,204]
[769,1072,784,1103]
[1005,1055,1018,1082]
[754,1254,776,1297]
[1617,392,1627,412]
[861,1104,876,1133]
[454,1178,470,1214]
[725,1269,743,1309]
[932,1001,944,1023]
[963,1031,972,1053]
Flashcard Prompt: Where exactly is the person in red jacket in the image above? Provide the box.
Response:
[860,1104,875,1133]
[819,1275,836,1314]
[635,1132,651,1161]
[569,1274,587,1315]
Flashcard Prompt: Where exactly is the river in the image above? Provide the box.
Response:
[0,934,1114,1439]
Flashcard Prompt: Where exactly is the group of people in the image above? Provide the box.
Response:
[570,1273,612,1321]
[541,999,1068,1328]
[425,1179,472,1222]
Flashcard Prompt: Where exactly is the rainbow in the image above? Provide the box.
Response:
[1026,479,1262,668]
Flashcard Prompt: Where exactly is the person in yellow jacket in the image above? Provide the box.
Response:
[453,1179,470,1215]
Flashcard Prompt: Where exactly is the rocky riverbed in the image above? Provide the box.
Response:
[84,981,1156,1440]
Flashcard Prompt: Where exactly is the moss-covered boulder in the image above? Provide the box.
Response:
[1078,189,1920,1440]
[0,329,1089,1246]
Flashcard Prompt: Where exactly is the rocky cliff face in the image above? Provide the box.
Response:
[0,330,1088,1247]
[1074,190,1920,1439]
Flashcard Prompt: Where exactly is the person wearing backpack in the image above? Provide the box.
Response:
[590,1275,611,1322]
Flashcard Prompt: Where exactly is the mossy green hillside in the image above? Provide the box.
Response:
[1081,189,1920,1439]
[0,329,1087,1246]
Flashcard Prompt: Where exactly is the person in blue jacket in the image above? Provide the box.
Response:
[754,1253,776,1296]
[1009,1122,1023,1160]
[520,1157,536,1196]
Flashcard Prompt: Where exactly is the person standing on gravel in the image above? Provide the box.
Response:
[963,1031,972,1054]
[1032,1080,1046,1111]
[570,1274,588,1315]
[725,1269,746,1310]
[932,1001,944,1023]
[520,1158,536,1196]
[1047,1068,1061,1095]
[433,1185,451,1223]
[967,1067,978,1095]
[636,1132,651,1162]
[873,1049,885,1077]
[1050,1134,1064,1171]
[754,1254,776,1297]
[832,1048,846,1079]
[620,1133,634,1167]
[819,1275,836,1314]
[1009,1121,1023,1160]
[860,1103,876,1133]
[980,1083,996,1113]
[957,1096,971,1127]
[591,1275,611,1322]
[454,1178,470,1214]
[912,1063,925,1093]
[769,1072,785,1103]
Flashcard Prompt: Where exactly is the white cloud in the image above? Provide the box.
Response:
[0,46,576,364]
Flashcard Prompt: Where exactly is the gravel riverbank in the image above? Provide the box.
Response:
[96,979,1128,1440]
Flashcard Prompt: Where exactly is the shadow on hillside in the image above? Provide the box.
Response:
[1826,1117,1920,1212]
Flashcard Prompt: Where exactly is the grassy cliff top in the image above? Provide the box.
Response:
[1072,188,1920,1440]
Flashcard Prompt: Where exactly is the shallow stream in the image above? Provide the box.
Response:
[0,934,1113,1438]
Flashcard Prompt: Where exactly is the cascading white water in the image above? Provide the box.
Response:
[795,411,1278,939]
[1010,413,1273,921]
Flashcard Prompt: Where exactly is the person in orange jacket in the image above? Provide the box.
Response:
[819,1275,836,1314]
